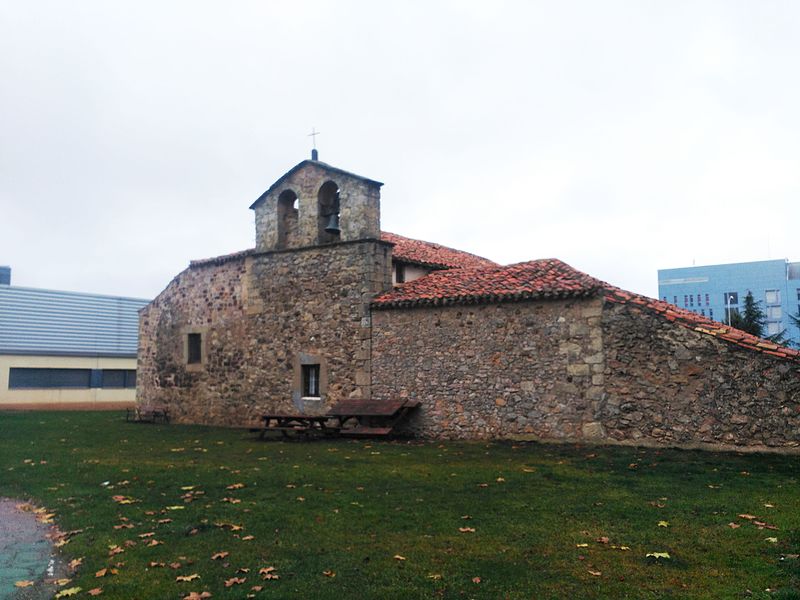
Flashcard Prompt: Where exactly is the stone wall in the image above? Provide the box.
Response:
[599,301,800,449]
[137,240,392,427]
[370,297,800,449]
[370,298,605,438]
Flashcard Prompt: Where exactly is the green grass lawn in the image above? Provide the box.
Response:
[1,411,799,599]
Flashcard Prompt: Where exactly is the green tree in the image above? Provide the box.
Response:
[729,291,765,337]
[730,290,789,344]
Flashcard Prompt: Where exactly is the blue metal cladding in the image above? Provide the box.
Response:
[0,285,149,357]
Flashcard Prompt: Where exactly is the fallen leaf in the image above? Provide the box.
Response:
[52,578,72,586]
[393,555,406,561]
[15,581,35,588]
[68,558,83,569]
[182,593,212,600]
[146,539,163,547]
[766,537,778,543]
[241,535,255,541]
[176,574,201,582]
[738,514,758,520]
[576,543,589,548]
[148,562,165,568]
[87,588,103,596]
[224,577,246,587]
[596,536,609,544]
[646,552,671,559]
[472,576,481,584]
[588,570,602,577]
[166,506,185,511]
[322,570,336,577]
[54,588,82,598]
[657,521,669,528]
[251,586,263,592]
[428,574,443,580]
[226,483,245,490]
[95,569,108,578]
[138,532,155,538]
[211,552,229,560]
[459,527,476,533]
[728,523,741,529]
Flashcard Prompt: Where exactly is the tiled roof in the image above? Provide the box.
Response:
[380,232,497,270]
[603,287,800,362]
[373,259,604,308]
[190,249,254,268]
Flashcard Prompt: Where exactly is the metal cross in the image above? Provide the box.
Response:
[308,127,321,149]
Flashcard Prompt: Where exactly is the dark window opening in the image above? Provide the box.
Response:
[395,263,406,284]
[8,368,137,389]
[302,364,320,397]
[9,368,91,389]
[187,333,202,364]
[102,369,137,388]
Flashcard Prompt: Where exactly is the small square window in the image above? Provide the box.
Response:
[709,308,714,318]
[767,306,782,320]
[395,263,406,284]
[765,289,780,304]
[705,293,709,306]
[767,322,782,336]
[673,296,678,305]
[187,333,202,364]
[302,364,320,398]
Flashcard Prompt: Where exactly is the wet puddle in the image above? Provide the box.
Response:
[0,499,67,600]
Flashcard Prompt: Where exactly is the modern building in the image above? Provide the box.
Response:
[657,259,800,345]
[0,268,149,409]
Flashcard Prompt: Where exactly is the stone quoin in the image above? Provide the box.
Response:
[137,156,800,450]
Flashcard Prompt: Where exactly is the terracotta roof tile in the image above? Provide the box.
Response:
[190,248,254,267]
[373,259,604,308]
[380,232,497,270]
[603,286,800,363]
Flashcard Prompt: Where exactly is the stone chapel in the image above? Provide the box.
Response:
[137,155,800,450]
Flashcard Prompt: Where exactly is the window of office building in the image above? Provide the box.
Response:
[767,322,783,336]
[765,289,780,304]
[767,306,782,320]
[709,308,714,318]
[705,293,710,306]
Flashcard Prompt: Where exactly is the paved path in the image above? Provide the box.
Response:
[0,499,58,600]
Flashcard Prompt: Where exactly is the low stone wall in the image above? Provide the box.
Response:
[598,301,800,449]
[371,298,605,438]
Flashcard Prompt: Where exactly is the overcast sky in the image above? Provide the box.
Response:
[1,1,798,300]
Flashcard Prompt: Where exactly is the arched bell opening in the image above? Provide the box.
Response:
[277,189,299,248]
[317,180,341,244]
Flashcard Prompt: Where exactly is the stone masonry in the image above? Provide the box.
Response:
[138,156,800,451]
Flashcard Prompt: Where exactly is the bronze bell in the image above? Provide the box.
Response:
[324,213,340,234]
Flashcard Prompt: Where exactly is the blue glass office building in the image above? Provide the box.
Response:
[657,259,800,345]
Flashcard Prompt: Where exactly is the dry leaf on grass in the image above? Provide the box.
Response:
[176,574,201,582]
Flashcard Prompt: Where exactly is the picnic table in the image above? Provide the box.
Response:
[126,406,170,424]
[259,414,339,438]
[260,398,420,439]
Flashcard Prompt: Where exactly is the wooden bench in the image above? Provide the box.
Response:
[259,399,420,439]
[126,407,170,424]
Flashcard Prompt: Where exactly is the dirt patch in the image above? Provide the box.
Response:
[0,499,72,600]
